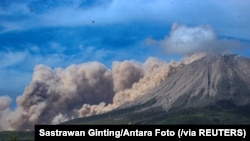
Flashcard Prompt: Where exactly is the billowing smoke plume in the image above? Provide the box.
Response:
[7,62,115,130]
[78,53,207,116]
[0,96,12,130]
[0,53,206,131]
[146,23,245,55]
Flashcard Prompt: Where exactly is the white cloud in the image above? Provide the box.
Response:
[49,42,65,53]
[147,23,246,55]
[0,51,28,68]
[81,46,113,61]
[29,45,40,53]
[161,23,216,54]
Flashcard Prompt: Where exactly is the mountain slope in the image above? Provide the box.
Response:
[63,54,250,125]
[122,54,250,111]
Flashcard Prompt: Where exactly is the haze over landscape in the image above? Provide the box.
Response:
[0,0,250,131]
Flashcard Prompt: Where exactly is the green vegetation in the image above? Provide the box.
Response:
[150,104,250,124]
[0,131,34,141]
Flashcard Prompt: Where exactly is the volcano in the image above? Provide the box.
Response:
[63,54,250,125]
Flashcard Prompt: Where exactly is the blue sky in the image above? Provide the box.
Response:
[1,0,250,107]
